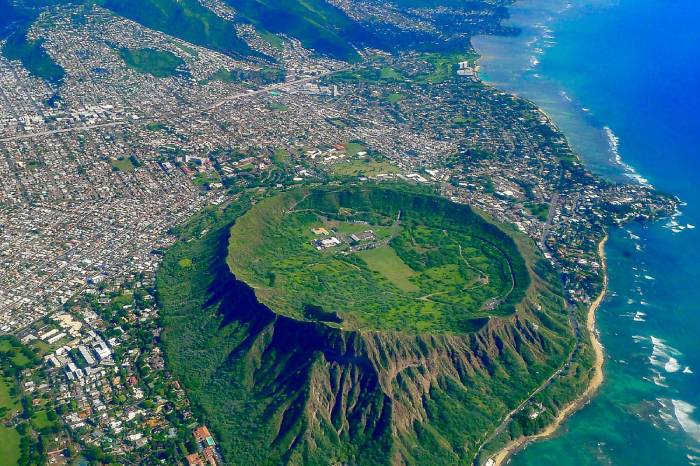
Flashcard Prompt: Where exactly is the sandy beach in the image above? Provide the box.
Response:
[488,235,608,466]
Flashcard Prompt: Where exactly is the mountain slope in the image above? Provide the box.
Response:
[98,0,254,56]
[224,0,366,61]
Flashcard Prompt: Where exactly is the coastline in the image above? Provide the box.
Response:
[489,235,608,465]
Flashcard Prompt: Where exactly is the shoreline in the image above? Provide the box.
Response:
[489,234,608,466]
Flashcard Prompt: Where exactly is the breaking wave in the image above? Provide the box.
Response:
[673,400,700,443]
[604,126,652,187]
[649,336,685,373]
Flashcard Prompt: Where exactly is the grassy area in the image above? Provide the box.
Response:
[178,258,193,268]
[417,52,478,84]
[268,102,288,112]
[111,292,133,309]
[119,47,186,78]
[0,425,20,466]
[344,142,365,156]
[209,68,239,83]
[208,66,285,85]
[386,93,405,103]
[0,376,19,418]
[193,172,221,187]
[26,339,53,357]
[331,159,401,178]
[171,41,199,57]
[0,336,43,464]
[110,157,135,172]
[0,340,31,368]
[272,148,290,166]
[332,66,407,83]
[31,410,58,430]
[357,246,417,292]
[227,187,528,333]
[258,29,284,50]
[453,115,478,126]
[525,202,550,222]
[146,122,166,132]
[379,66,403,81]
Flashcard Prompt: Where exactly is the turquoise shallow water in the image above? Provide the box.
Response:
[474,0,700,464]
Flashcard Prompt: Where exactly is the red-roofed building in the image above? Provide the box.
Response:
[202,446,217,465]
[193,426,212,444]
[186,453,205,466]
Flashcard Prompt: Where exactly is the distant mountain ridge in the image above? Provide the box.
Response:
[1,0,517,77]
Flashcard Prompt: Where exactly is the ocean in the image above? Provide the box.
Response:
[473,0,700,464]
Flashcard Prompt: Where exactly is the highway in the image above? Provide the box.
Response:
[0,70,339,143]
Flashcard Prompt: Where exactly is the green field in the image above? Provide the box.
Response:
[178,257,193,268]
[0,340,32,368]
[331,159,401,178]
[0,426,20,466]
[110,157,135,171]
[119,47,186,78]
[386,92,405,103]
[146,122,166,132]
[344,142,365,156]
[258,29,284,50]
[417,52,478,84]
[525,202,550,221]
[0,336,38,465]
[228,187,529,333]
[356,246,417,292]
[32,410,58,430]
[0,376,19,418]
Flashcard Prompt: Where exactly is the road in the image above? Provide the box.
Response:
[472,319,578,464]
[0,70,339,143]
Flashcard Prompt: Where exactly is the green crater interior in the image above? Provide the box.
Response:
[227,187,530,333]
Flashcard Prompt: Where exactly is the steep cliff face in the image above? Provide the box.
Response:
[158,196,572,465]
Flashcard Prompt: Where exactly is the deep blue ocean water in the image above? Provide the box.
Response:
[473,0,700,464]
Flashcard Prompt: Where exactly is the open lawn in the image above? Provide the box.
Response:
[119,47,186,78]
[259,30,284,50]
[344,142,365,156]
[146,122,166,132]
[32,410,57,430]
[110,157,135,172]
[379,66,403,81]
[357,246,418,292]
[386,93,405,103]
[178,258,193,268]
[0,340,31,368]
[27,339,53,357]
[0,426,20,466]
[272,148,290,166]
[0,377,19,420]
[193,172,221,186]
[331,159,401,178]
